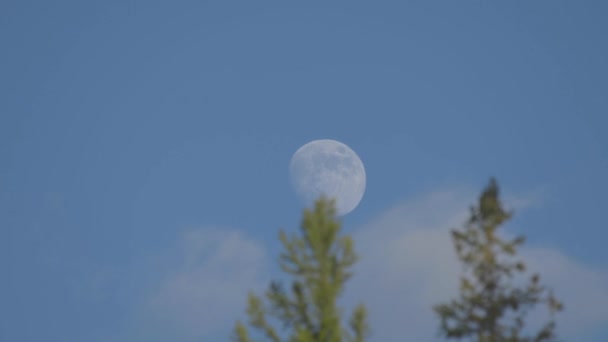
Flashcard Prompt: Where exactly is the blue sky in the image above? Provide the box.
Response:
[1,1,607,341]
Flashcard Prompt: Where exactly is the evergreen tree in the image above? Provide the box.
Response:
[434,179,563,342]
[233,197,369,342]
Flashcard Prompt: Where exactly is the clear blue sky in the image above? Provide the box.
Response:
[1,1,607,341]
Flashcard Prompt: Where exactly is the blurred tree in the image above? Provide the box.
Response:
[233,197,369,342]
[434,178,563,342]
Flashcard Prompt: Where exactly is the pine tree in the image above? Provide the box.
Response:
[233,197,369,342]
[434,179,563,342]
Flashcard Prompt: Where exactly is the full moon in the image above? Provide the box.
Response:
[289,139,366,216]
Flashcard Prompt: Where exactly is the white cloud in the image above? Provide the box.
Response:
[346,190,470,342]
[346,189,608,341]
[134,228,268,341]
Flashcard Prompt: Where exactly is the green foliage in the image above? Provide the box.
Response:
[233,197,369,342]
[434,178,563,342]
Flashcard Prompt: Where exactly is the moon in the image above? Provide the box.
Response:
[289,139,366,216]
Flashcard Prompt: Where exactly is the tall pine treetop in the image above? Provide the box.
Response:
[233,196,369,342]
[434,178,563,342]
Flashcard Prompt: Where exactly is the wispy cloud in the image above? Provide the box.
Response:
[133,228,269,341]
[522,248,608,337]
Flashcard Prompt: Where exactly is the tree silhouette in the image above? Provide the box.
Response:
[233,197,369,342]
[434,179,563,342]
